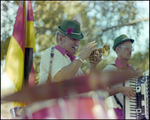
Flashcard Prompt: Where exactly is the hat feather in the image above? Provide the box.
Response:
[73,15,82,27]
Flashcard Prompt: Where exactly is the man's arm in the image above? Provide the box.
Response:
[102,64,135,100]
[107,86,121,96]
[54,41,98,82]
[107,86,135,100]
[54,59,83,82]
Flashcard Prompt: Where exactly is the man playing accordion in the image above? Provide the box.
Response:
[103,34,136,119]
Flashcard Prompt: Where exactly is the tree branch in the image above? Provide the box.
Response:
[100,17,149,34]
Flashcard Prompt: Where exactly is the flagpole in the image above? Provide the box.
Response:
[24,1,33,88]
[26,1,36,87]
[23,1,27,87]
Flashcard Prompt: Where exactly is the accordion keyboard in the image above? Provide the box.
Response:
[124,76,149,119]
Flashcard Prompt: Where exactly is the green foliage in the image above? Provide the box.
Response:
[1,1,149,84]
[129,51,149,72]
[1,36,11,60]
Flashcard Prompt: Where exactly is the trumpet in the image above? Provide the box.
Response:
[88,43,110,63]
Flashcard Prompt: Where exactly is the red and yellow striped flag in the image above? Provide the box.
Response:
[26,1,35,52]
[5,1,25,107]
[5,1,25,94]
[4,1,36,107]
[26,1,36,87]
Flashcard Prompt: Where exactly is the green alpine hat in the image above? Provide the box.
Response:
[58,20,84,40]
[113,34,134,51]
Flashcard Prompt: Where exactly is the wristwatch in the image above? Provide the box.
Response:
[75,56,84,63]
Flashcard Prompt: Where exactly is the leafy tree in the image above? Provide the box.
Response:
[1,1,149,85]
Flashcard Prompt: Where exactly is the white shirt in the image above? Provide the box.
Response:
[102,62,124,109]
[39,46,84,84]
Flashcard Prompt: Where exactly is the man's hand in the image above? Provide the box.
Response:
[119,86,136,100]
[89,49,102,65]
[79,41,97,60]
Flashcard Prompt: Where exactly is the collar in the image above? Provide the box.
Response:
[55,46,75,62]
[115,58,132,70]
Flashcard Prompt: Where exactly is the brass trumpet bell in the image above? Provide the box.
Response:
[102,43,110,58]
[88,43,110,63]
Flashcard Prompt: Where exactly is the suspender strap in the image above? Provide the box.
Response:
[129,64,136,71]
[111,63,135,109]
[111,63,124,109]
[114,95,123,109]
[46,47,55,83]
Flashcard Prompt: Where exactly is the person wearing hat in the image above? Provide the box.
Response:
[39,19,102,84]
[102,34,136,119]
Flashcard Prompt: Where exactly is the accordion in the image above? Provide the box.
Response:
[123,74,149,119]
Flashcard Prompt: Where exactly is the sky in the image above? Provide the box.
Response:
[1,1,149,90]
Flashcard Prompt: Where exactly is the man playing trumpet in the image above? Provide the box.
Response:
[39,19,102,84]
